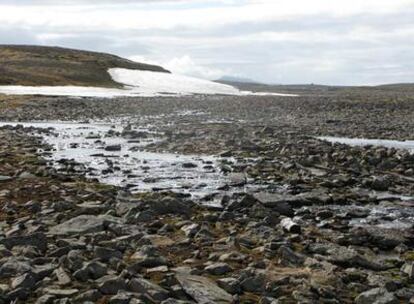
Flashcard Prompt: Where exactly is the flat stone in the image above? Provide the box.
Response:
[48,215,123,236]
[204,263,233,276]
[128,277,169,302]
[45,288,79,297]
[176,274,233,304]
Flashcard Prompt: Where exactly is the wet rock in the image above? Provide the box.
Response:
[176,274,233,303]
[105,145,122,152]
[355,287,398,304]
[182,162,198,169]
[227,173,246,186]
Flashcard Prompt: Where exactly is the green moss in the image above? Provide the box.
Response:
[403,251,414,262]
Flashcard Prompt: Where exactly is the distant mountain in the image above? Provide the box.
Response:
[216,75,260,84]
[0,45,169,87]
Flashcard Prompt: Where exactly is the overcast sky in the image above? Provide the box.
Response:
[0,0,413,85]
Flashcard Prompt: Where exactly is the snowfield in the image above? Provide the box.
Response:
[0,68,298,97]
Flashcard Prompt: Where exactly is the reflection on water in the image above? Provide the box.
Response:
[0,121,228,200]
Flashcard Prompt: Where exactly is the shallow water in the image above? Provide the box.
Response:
[0,121,229,200]
[318,136,414,153]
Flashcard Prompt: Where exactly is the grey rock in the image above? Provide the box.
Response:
[401,262,414,279]
[204,263,232,276]
[0,257,32,278]
[35,295,56,304]
[240,274,266,292]
[253,192,294,216]
[181,223,200,238]
[217,278,241,294]
[176,274,233,304]
[280,218,301,234]
[73,289,102,302]
[49,215,123,236]
[94,246,123,262]
[7,287,30,301]
[355,287,398,304]
[109,292,132,304]
[44,288,79,297]
[150,197,192,215]
[278,246,305,267]
[54,267,71,286]
[73,261,107,281]
[1,232,47,252]
[11,272,36,290]
[128,277,169,301]
[130,245,168,268]
[98,275,128,295]
[18,171,36,179]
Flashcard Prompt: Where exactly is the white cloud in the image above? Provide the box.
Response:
[163,56,226,80]
[0,0,412,31]
[1,0,414,85]
[129,55,226,80]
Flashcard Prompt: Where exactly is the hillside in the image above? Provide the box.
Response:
[0,45,169,88]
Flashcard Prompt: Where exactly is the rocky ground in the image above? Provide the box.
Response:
[0,91,413,303]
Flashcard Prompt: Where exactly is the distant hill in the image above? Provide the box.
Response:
[0,45,169,88]
[216,75,259,84]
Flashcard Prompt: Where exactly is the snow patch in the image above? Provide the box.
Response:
[0,68,299,98]
[108,68,240,95]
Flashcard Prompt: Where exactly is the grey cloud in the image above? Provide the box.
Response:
[0,2,413,85]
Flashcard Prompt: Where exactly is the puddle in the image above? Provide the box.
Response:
[0,121,229,200]
[318,136,414,153]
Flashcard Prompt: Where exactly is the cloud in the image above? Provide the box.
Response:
[0,0,413,85]
[129,55,226,80]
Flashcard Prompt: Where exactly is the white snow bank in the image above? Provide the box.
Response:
[0,68,298,97]
[108,68,240,96]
